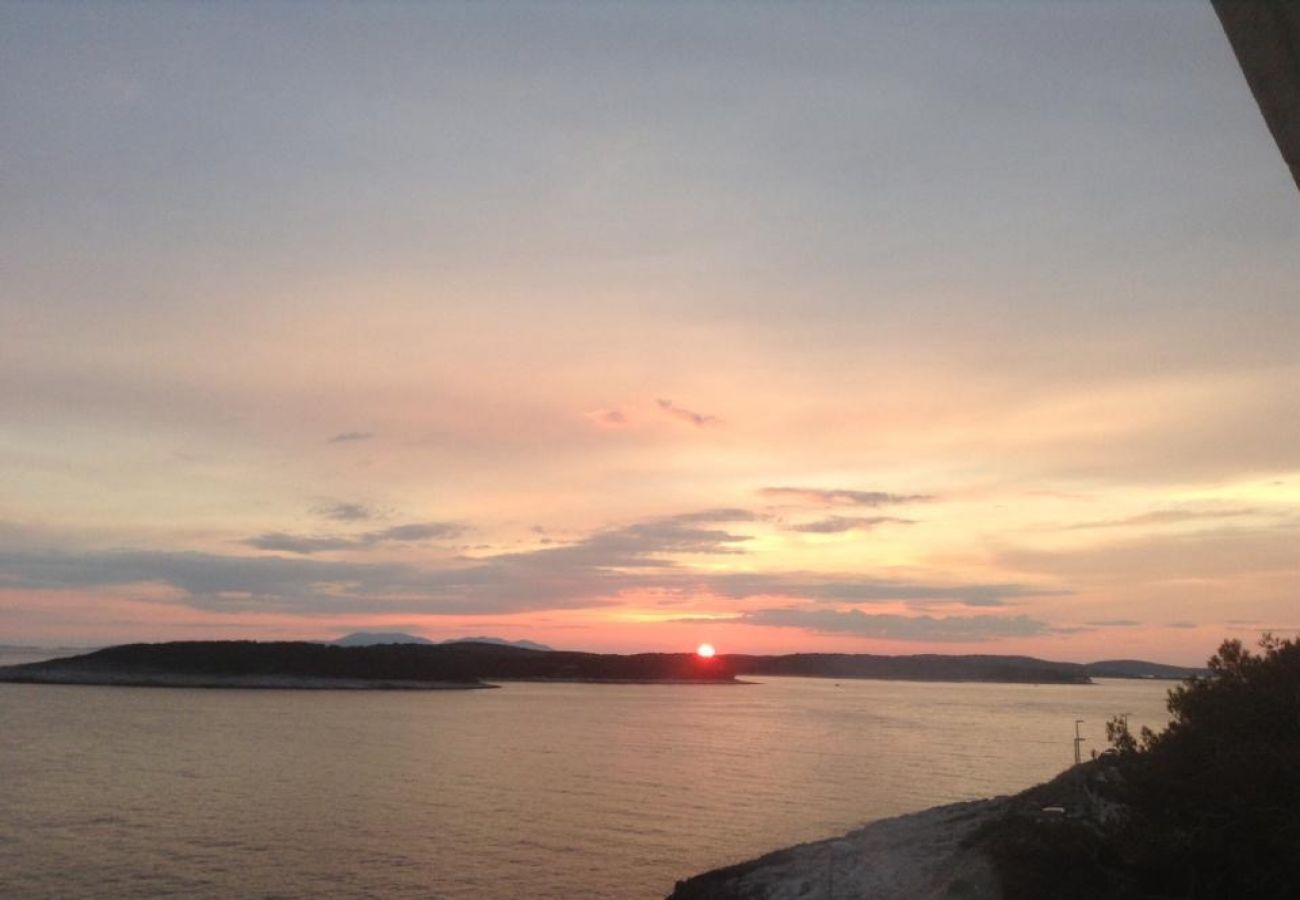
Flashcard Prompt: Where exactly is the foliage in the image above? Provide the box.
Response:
[1104,714,1139,755]
[1106,634,1300,898]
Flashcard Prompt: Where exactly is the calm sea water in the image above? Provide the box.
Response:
[0,658,1172,899]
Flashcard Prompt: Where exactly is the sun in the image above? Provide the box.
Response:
[696,643,716,658]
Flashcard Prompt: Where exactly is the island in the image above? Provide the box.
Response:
[726,652,1094,684]
[0,640,740,689]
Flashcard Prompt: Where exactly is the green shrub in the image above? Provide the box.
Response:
[1108,635,1300,898]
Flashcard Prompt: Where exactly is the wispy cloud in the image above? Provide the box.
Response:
[699,573,1058,607]
[996,520,1300,582]
[244,534,360,554]
[586,409,629,428]
[656,398,719,427]
[327,431,373,444]
[785,516,912,534]
[0,547,574,615]
[1062,507,1258,530]
[490,508,757,569]
[372,523,460,542]
[244,521,463,555]
[760,487,932,508]
[316,502,374,522]
[690,607,1052,642]
[1083,619,1140,627]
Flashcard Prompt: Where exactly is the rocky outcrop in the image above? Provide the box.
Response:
[668,762,1136,900]
[669,799,1008,900]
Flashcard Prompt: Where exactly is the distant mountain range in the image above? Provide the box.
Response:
[332,631,553,651]
[332,631,436,646]
[445,635,554,652]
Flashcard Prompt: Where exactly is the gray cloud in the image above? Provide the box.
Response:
[0,547,608,615]
[656,398,719,427]
[327,431,373,443]
[662,508,755,525]
[699,607,1052,642]
[1167,621,1198,629]
[373,523,460,541]
[1083,619,1140,627]
[480,511,1047,608]
[761,487,932,508]
[588,409,628,427]
[244,521,463,555]
[317,502,373,522]
[786,516,912,534]
[0,509,1059,618]
[491,508,757,569]
[245,533,360,554]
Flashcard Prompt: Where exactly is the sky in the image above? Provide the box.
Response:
[1,2,1297,664]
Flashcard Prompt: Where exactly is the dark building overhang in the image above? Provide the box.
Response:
[1212,1,1300,191]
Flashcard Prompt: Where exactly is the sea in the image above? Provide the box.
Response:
[0,647,1173,899]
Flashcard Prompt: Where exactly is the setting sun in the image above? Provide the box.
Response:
[696,643,716,658]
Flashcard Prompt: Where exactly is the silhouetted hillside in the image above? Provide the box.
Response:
[1083,659,1207,679]
[0,640,735,685]
[724,652,1090,684]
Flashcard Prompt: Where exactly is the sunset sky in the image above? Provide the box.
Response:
[2,2,1297,664]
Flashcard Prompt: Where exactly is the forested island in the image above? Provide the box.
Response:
[671,635,1300,899]
[0,639,1207,690]
[728,651,1091,683]
[725,652,1199,683]
[0,640,738,688]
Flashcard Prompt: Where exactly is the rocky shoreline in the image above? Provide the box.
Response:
[667,763,1124,900]
[669,798,1007,900]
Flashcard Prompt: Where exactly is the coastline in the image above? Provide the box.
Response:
[667,763,1117,900]
[667,798,1008,900]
